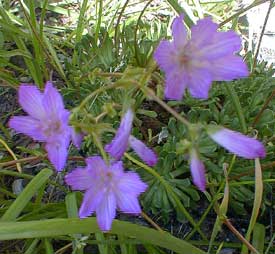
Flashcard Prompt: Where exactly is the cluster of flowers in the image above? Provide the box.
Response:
[9,15,266,231]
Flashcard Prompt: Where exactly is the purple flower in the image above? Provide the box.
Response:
[190,149,206,191]
[105,109,158,166]
[154,14,249,100]
[71,128,84,149]
[65,156,147,231]
[9,82,71,171]
[207,126,266,159]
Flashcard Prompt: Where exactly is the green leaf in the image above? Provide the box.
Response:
[0,218,205,254]
[252,223,265,254]
[241,159,263,254]
[1,168,52,221]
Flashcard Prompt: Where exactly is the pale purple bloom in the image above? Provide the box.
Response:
[105,109,158,166]
[154,14,249,100]
[9,82,71,171]
[207,126,266,159]
[71,128,84,149]
[190,149,206,191]
[65,156,147,231]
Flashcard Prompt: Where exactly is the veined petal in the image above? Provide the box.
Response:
[190,150,206,191]
[154,40,177,72]
[189,17,218,48]
[129,136,157,166]
[116,193,142,214]
[208,126,266,159]
[164,69,187,100]
[85,156,108,173]
[172,14,188,49]
[79,187,104,218]
[65,167,92,191]
[105,109,134,160]
[43,81,65,116]
[211,55,249,81]
[188,68,213,99]
[9,116,46,141]
[18,85,45,119]
[116,171,147,196]
[199,31,242,60]
[96,192,117,231]
[45,141,68,171]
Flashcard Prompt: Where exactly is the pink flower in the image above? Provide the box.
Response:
[105,109,157,166]
[9,82,78,171]
[207,126,266,159]
[154,14,249,100]
[65,156,147,231]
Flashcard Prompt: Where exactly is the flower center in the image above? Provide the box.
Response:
[178,54,189,66]
[43,120,62,137]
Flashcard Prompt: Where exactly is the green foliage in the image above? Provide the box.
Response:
[1,0,275,253]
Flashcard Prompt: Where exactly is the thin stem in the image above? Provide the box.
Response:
[219,0,269,27]
[114,0,130,53]
[0,136,22,173]
[141,211,164,232]
[125,153,207,240]
[224,83,247,133]
[223,219,259,254]
[186,155,236,239]
[92,133,108,163]
[252,88,275,126]
[134,0,154,66]
[76,82,119,112]
[252,0,275,71]
[0,155,44,168]
[142,87,191,128]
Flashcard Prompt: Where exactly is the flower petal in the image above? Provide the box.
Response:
[188,68,213,99]
[189,17,218,48]
[96,192,117,231]
[116,193,142,214]
[45,141,68,171]
[65,167,93,191]
[85,156,108,173]
[79,187,104,218]
[190,150,206,191]
[202,31,242,59]
[208,126,266,159]
[154,40,177,73]
[105,109,134,160]
[129,136,157,166]
[164,69,187,100]
[9,116,46,141]
[172,14,187,49]
[18,84,45,119]
[71,128,84,149]
[42,81,65,116]
[116,171,147,196]
[211,55,249,81]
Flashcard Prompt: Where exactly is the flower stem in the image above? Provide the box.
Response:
[125,153,207,240]
[252,0,275,72]
[92,133,109,163]
[142,87,192,128]
[141,211,164,232]
[0,136,22,173]
[219,0,269,27]
[223,219,259,254]
[224,83,247,133]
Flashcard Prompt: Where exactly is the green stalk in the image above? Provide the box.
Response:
[224,83,247,133]
[125,153,207,240]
